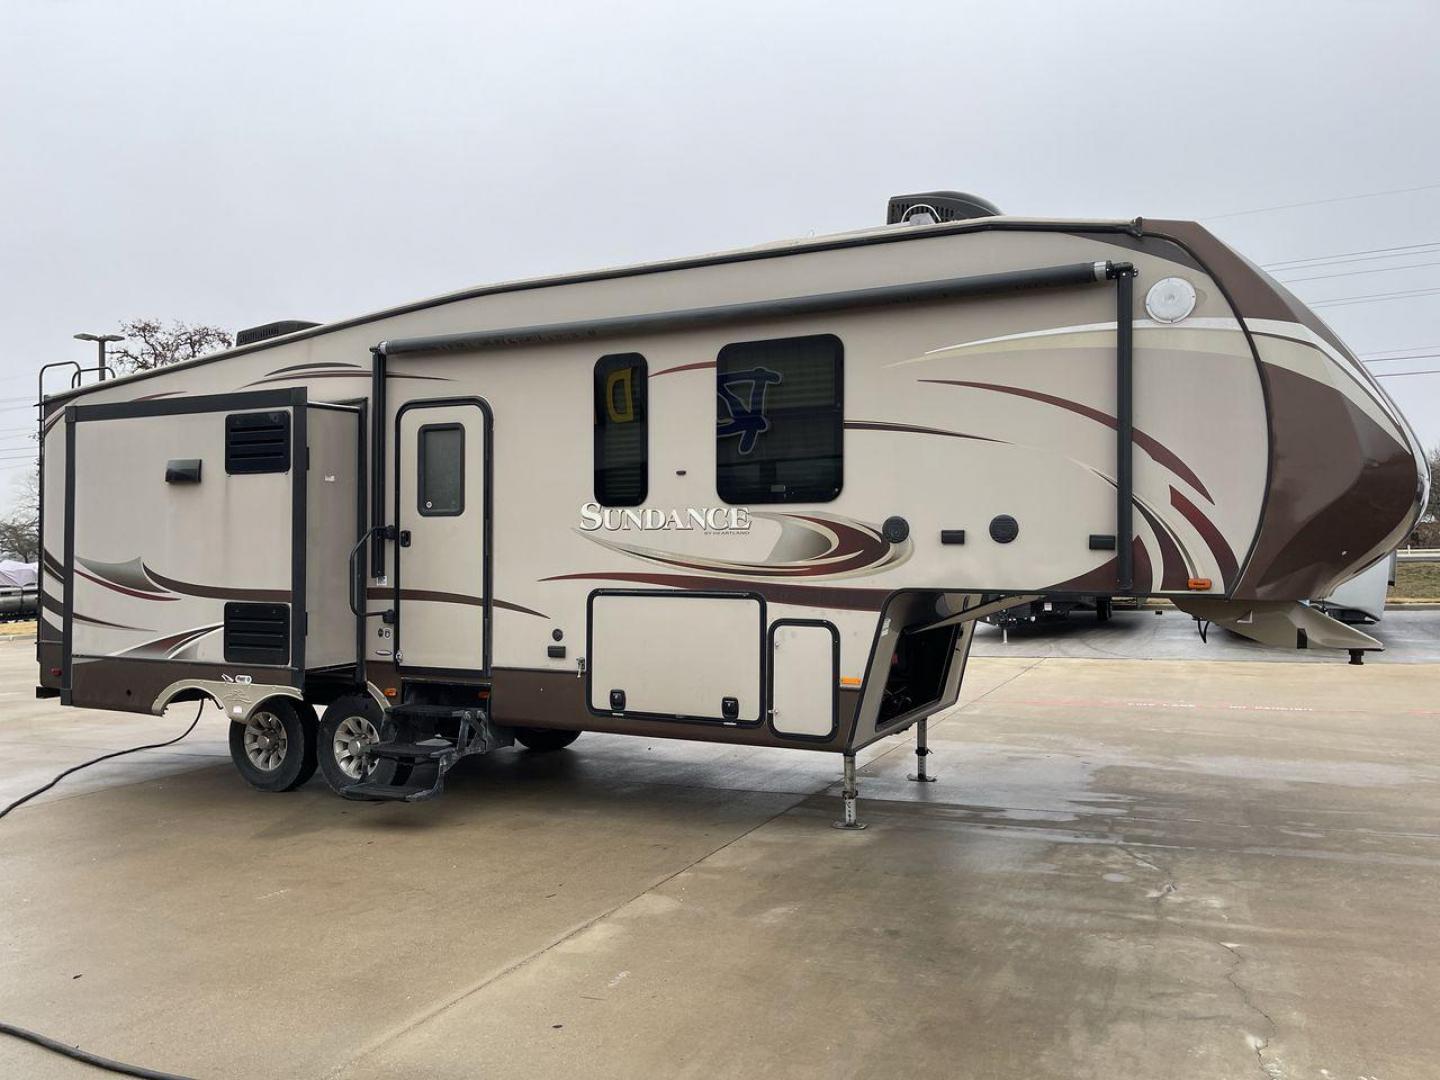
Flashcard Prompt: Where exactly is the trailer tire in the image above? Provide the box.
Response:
[514,727,581,753]
[317,696,405,795]
[229,699,315,793]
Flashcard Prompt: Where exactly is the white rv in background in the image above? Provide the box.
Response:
[34,192,1428,823]
[1316,551,1396,624]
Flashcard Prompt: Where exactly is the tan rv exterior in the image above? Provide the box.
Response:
[36,205,1429,806]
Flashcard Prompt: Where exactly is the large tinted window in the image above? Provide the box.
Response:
[594,353,648,506]
[418,423,465,516]
[716,334,842,504]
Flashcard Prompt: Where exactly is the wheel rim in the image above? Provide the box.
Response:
[243,711,289,772]
[333,715,381,780]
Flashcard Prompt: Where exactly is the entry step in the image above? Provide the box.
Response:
[366,738,456,763]
[389,703,484,722]
[341,779,444,803]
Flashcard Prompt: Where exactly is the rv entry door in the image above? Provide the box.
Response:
[393,398,491,675]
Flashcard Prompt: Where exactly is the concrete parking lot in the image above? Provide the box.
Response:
[2,628,1439,1079]
[973,606,1440,663]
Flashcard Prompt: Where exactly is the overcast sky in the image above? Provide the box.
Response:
[2,0,1437,503]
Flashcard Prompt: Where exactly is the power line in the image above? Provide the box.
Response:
[1359,360,1440,371]
[1264,241,1440,270]
[1361,344,1440,357]
[1373,368,1440,379]
[1310,286,1440,308]
[1278,259,1440,284]
[1205,181,1440,221]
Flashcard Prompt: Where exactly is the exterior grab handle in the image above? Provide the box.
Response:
[348,528,380,616]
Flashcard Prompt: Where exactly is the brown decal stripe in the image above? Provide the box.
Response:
[495,599,549,618]
[42,549,64,580]
[790,514,900,576]
[48,591,152,631]
[592,515,902,579]
[264,361,365,376]
[1170,486,1238,586]
[1046,537,1153,594]
[1132,500,1191,591]
[76,612,154,631]
[133,390,187,402]
[1088,474,1192,591]
[1145,219,1352,360]
[77,556,170,595]
[117,624,222,660]
[651,360,716,377]
[365,587,547,619]
[844,420,1001,443]
[76,568,179,602]
[239,371,452,389]
[921,379,1214,503]
[542,571,891,611]
[1234,362,1420,600]
[143,566,290,603]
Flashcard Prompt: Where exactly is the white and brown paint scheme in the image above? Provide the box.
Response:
[36,193,1428,807]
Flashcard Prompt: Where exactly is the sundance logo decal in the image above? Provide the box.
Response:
[579,503,752,533]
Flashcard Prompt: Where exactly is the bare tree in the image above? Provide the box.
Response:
[1414,446,1440,548]
[0,472,39,563]
[109,319,233,374]
[0,320,233,563]
[1428,445,1440,522]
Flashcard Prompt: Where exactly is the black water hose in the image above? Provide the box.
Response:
[0,1020,194,1080]
[0,699,206,1078]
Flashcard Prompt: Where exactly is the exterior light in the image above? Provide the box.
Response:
[1145,277,1197,323]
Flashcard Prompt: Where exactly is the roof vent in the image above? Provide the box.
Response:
[235,320,321,347]
[886,191,1001,226]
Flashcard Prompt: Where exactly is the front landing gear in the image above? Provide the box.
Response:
[832,753,867,830]
[907,718,936,783]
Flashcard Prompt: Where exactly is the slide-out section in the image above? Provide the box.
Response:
[61,389,361,713]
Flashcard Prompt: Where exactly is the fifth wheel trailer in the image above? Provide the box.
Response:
[35,192,1429,823]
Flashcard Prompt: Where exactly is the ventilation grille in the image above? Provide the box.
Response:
[885,191,1002,225]
[225,411,292,474]
[224,602,291,665]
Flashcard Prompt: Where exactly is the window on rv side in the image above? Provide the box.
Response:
[594,353,648,507]
[418,423,465,516]
[716,334,842,504]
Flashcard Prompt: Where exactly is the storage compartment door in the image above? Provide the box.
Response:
[769,621,838,740]
[589,591,763,723]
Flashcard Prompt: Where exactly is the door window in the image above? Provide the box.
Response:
[418,423,465,516]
